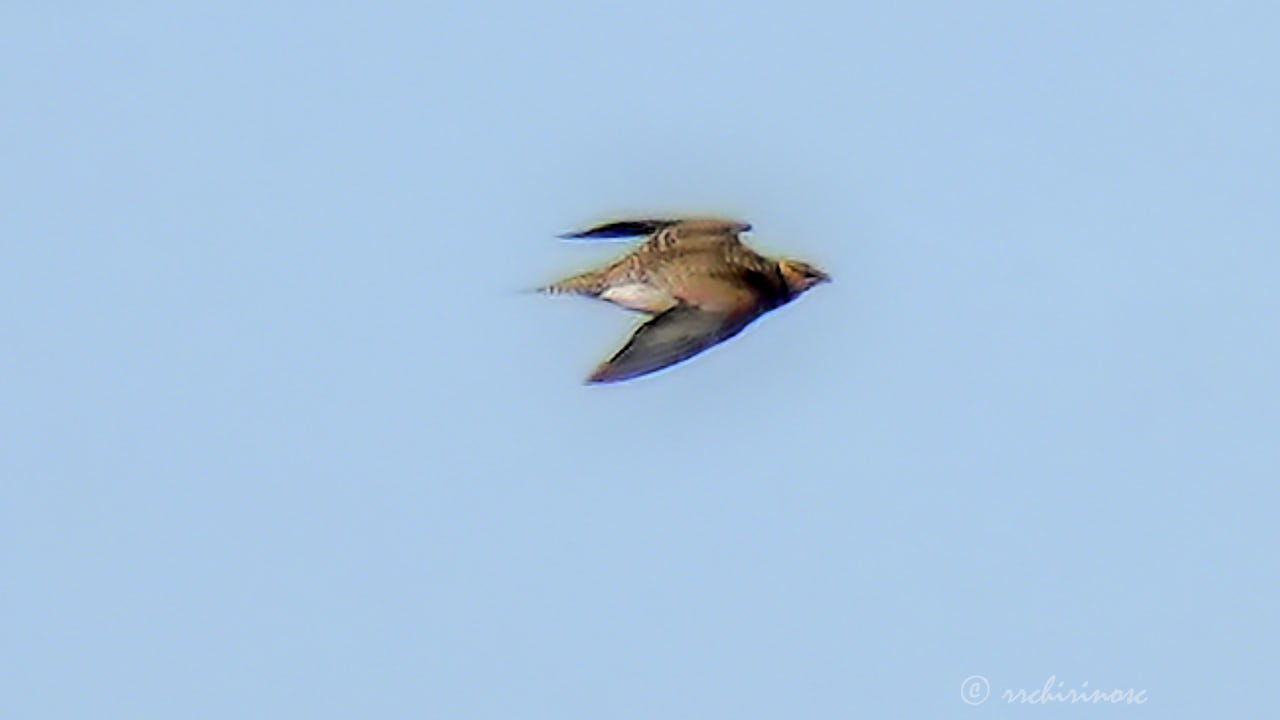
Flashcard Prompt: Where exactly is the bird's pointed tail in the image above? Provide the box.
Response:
[537,270,606,297]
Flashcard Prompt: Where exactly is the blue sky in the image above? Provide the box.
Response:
[2,2,1277,718]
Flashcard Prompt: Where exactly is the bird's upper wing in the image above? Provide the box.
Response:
[558,219,675,240]
[644,219,751,253]
[561,218,750,249]
[587,301,758,384]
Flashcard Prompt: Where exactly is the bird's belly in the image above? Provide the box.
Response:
[600,283,676,313]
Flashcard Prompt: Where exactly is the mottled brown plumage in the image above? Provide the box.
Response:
[541,218,829,383]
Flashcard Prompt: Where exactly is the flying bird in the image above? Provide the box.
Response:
[540,218,830,383]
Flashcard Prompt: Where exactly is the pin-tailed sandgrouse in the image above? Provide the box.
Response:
[540,218,829,383]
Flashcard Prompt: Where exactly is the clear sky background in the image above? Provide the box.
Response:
[3,2,1277,718]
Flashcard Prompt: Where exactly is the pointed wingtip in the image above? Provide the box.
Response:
[558,219,673,241]
[584,367,613,384]
[586,361,638,384]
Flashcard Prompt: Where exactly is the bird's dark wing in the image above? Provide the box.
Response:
[559,218,750,247]
[559,219,675,240]
[587,303,756,383]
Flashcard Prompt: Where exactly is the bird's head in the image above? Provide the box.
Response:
[778,259,831,296]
